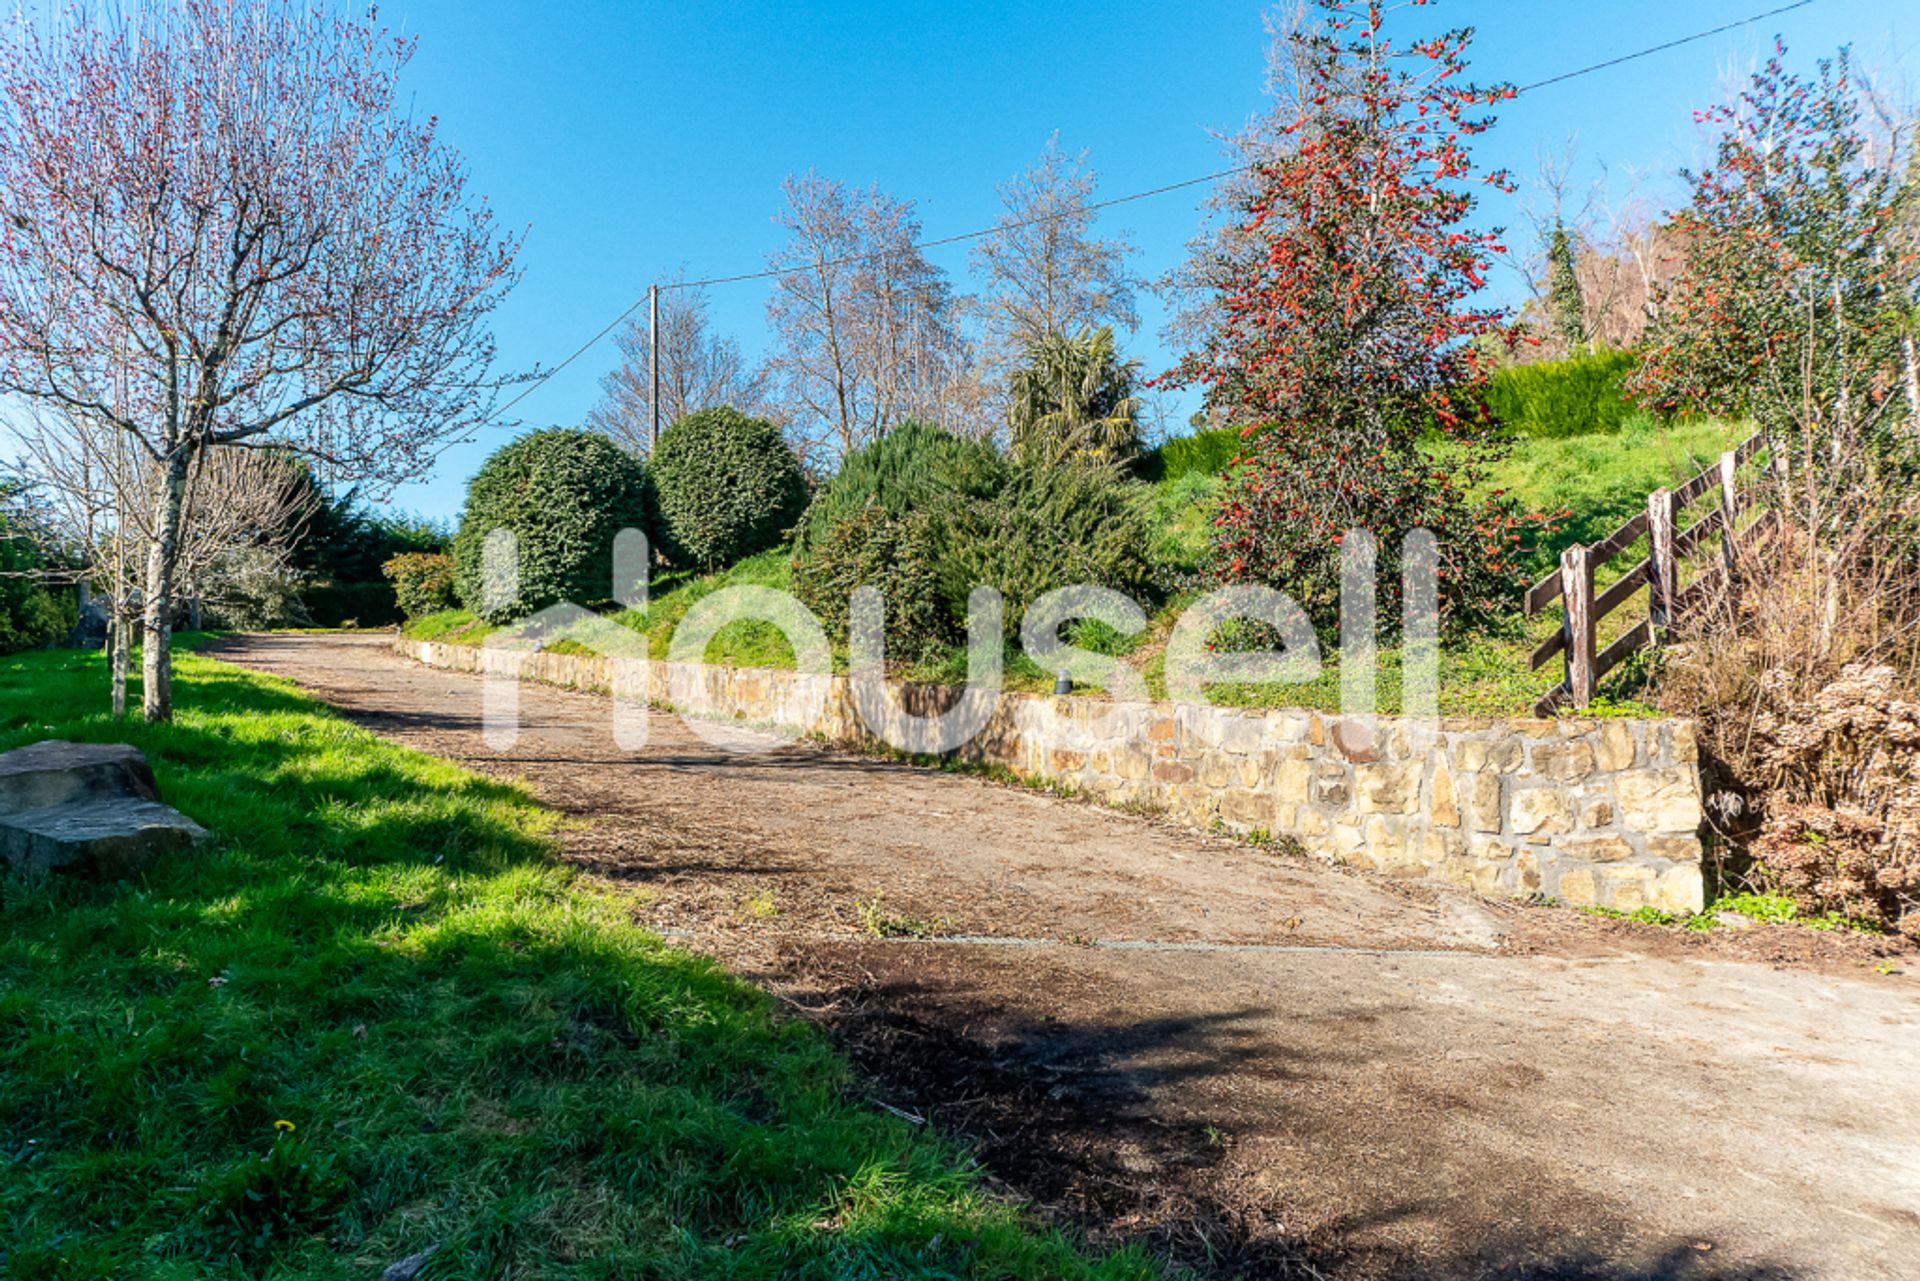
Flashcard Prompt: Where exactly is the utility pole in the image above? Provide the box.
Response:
[647,283,660,451]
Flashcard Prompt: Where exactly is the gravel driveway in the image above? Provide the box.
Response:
[214,632,1920,1281]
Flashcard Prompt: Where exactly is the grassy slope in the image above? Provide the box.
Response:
[0,646,1150,1281]
[402,419,1746,716]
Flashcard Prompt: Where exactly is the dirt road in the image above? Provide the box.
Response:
[214,632,1920,1281]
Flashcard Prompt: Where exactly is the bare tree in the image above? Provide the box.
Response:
[16,405,313,713]
[587,273,773,455]
[972,135,1140,356]
[765,172,965,464]
[0,0,521,719]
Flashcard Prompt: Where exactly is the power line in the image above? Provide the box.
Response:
[1514,0,1812,94]
[483,0,1816,428]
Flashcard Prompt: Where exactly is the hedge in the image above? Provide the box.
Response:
[1484,348,1641,438]
[650,408,807,572]
[452,429,653,622]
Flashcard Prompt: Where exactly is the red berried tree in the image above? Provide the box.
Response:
[1166,0,1554,634]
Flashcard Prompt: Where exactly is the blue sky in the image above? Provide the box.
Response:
[367,0,1911,520]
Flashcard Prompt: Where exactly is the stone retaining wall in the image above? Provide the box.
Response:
[395,636,1707,914]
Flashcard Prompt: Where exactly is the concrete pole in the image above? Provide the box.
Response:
[648,284,660,451]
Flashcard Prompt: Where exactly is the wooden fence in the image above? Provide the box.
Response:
[1525,432,1773,714]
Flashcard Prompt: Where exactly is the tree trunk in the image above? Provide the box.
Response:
[111,613,130,719]
[141,445,192,722]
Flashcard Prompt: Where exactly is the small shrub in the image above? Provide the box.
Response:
[792,506,954,661]
[1744,664,1918,935]
[1484,348,1641,439]
[382,551,458,620]
[1208,438,1559,640]
[452,428,653,623]
[939,463,1156,636]
[650,407,806,571]
[795,421,1002,555]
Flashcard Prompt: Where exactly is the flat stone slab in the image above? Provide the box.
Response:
[0,740,159,816]
[0,740,205,877]
[0,796,208,876]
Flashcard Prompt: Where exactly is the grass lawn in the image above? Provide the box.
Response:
[0,644,1152,1280]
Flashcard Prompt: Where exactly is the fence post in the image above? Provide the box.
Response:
[1561,542,1594,707]
[1647,487,1677,639]
[1717,451,1740,578]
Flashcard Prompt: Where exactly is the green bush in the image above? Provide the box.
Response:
[650,407,806,571]
[795,421,1003,554]
[1484,348,1641,438]
[1138,424,1249,483]
[939,463,1156,636]
[452,428,653,623]
[792,507,955,660]
[382,552,458,621]
[0,497,72,653]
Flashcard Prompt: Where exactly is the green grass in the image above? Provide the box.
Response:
[1573,891,1883,934]
[1471,414,1748,565]
[0,645,1153,1280]
[608,550,799,668]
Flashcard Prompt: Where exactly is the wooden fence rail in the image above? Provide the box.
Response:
[1524,432,1770,714]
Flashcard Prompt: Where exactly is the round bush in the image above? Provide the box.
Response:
[795,421,1003,555]
[452,429,653,622]
[793,507,955,661]
[650,408,807,571]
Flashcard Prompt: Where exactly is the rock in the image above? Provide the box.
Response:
[1530,741,1596,783]
[1430,755,1461,828]
[0,797,208,876]
[0,740,206,877]
[1509,788,1574,836]
[1615,768,1704,833]
[1595,721,1637,772]
[0,740,158,815]
[381,1247,439,1281]
[1355,763,1420,815]
[1331,718,1379,763]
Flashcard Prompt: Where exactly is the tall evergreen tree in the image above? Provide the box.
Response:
[1546,221,1588,351]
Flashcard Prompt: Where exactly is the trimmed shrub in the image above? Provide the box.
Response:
[1138,425,1248,483]
[1484,349,1641,439]
[938,463,1156,636]
[651,408,806,572]
[382,552,458,621]
[452,428,653,623]
[795,421,1003,554]
[793,507,954,661]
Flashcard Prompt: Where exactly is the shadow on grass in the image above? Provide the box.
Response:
[0,648,1154,1281]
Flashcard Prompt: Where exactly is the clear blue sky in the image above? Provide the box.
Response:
[378,0,1911,522]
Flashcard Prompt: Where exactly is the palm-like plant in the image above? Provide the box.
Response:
[1006,326,1144,469]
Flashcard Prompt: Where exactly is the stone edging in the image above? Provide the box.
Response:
[394,635,1707,914]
